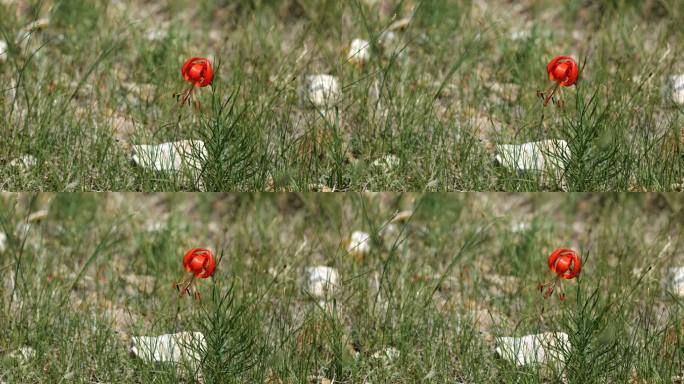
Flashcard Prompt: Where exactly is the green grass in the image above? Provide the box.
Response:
[0,0,682,191]
[1,192,683,382]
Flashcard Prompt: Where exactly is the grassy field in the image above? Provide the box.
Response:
[0,0,683,191]
[1,192,683,382]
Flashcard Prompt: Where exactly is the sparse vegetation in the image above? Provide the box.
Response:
[1,193,683,382]
[1,0,682,191]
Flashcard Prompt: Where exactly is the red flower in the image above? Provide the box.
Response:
[176,248,216,300]
[539,248,581,301]
[547,248,581,279]
[181,57,214,88]
[547,56,578,87]
[175,57,214,109]
[183,248,216,278]
[538,55,579,107]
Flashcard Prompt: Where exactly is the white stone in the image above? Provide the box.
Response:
[388,17,412,31]
[130,331,205,367]
[668,75,684,105]
[131,140,206,173]
[381,223,399,240]
[510,30,531,41]
[9,155,37,170]
[391,210,413,223]
[510,222,530,233]
[347,230,371,256]
[666,267,684,297]
[371,347,400,364]
[15,18,49,45]
[0,232,6,253]
[304,75,340,108]
[381,211,412,243]
[347,38,371,65]
[9,346,36,363]
[145,220,166,232]
[379,31,401,58]
[494,139,570,188]
[495,332,569,369]
[145,29,168,41]
[0,40,7,62]
[494,140,570,172]
[27,210,48,222]
[304,266,339,299]
[371,154,400,173]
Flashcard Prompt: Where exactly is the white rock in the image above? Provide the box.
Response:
[145,220,166,232]
[495,332,570,369]
[388,17,412,31]
[510,29,531,41]
[494,140,570,172]
[371,347,400,364]
[0,232,6,253]
[131,140,206,173]
[494,140,570,188]
[27,209,48,222]
[304,75,340,109]
[379,30,402,58]
[145,29,168,41]
[391,210,413,223]
[0,39,7,62]
[666,267,684,297]
[15,18,49,45]
[668,75,684,105]
[9,346,36,363]
[14,222,31,238]
[304,266,339,299]
[347,230,371,256]
[510,222,530,233]
[380,223,399,241]
[130,331,205,368]
[347,38,371,65]
[9,155,37,170]
[371,154,400,173]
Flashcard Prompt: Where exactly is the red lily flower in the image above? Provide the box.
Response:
[538,56,579,107]
[547,56,578,87]
[183,248,216,278]
[548,247,581,279]
[176,57,214,109]
[538,248,581,301]
[182,57,214,88]
[176,248,216,300]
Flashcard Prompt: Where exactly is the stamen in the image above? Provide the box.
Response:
[179,86,195,107]
[544,286,554,299]
[543,82,560,107]
[176,275,197,298]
